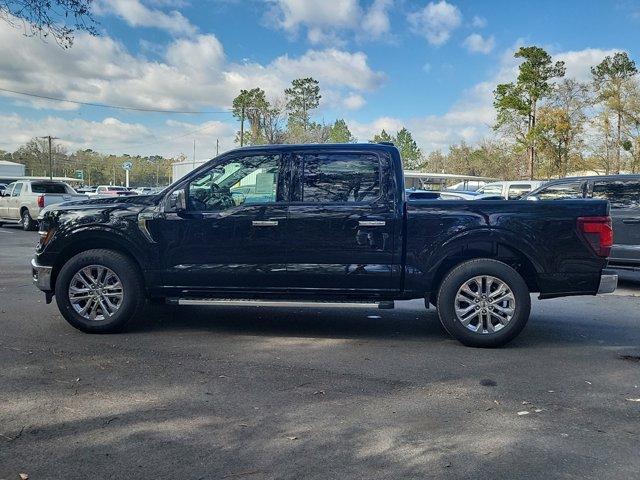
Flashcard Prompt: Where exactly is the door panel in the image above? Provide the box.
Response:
[286,151,399,293]
[8,182,23,219]
[0,183,14,217]
[153,152,290,290]
[156,205,289,289]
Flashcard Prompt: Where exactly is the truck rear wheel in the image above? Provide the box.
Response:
[55,249,144,333]
[436,259,531,348]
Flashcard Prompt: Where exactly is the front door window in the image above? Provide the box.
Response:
[187,154,282,212]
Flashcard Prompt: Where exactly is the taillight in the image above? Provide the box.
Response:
[37,195,45,208]
[577,216,613,257]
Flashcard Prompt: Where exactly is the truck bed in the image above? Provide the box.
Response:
[404,199,610,298]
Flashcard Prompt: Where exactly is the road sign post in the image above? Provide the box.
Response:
[122,161,132,188]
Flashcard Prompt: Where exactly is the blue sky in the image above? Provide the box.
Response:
[1,0,639,159]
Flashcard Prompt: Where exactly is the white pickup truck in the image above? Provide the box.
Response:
[0,180,87,230]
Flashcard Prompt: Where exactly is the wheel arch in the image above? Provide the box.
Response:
[51,232,147,292]
[423,229,542,303]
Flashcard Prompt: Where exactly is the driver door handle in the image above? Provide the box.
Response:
[252,220,278,227]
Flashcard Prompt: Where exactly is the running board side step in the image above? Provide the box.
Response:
[168,298,395,310]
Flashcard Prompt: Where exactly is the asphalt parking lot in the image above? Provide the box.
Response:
[1,225,639,479]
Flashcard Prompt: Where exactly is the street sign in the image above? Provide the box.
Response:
[74,169,84,180]
[122,161,133,171]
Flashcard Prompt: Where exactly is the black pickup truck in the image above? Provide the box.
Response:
[32,143,617,347]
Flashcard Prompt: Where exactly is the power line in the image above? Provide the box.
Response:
[0,87,234,114]
[87,121,223,151]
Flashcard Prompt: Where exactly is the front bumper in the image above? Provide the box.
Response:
[31,258,53,292]
[597,269,618,294]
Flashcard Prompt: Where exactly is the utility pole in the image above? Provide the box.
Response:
[192,139,196,170]
[39,136,58,180]
[240,105,245,147]
[216,139,219,156]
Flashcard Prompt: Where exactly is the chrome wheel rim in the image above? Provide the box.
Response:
[454,275,515,334]
[68,265,124,321]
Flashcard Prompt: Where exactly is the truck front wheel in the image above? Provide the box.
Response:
[55,249,144,333]
[436,259,531,348]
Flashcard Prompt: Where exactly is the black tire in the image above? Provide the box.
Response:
[21,209,36,231]
[436,259,531,348]
[55,249,144,333]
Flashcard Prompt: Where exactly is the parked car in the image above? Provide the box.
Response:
[0,183,7,196]
[476,180,546,200]
[527,175,640,272]
[447,180,486,192]
[440,190,480,200]
[90,185,137,197]
[32,143,616,347]
[76,186,97,194]
[133,187,159,195]
[406,189,480,201]
[0,180,87,230]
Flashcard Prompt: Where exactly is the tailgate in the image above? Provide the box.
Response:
[43,194,88,206]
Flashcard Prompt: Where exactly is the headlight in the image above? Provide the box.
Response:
[38,228,55,247]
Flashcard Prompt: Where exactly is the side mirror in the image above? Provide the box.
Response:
[166,189,187,212]
[176,189,187,211]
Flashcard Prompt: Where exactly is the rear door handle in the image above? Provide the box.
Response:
[252,220,278,227]
[358,220,386,227]
[622,219,640,224]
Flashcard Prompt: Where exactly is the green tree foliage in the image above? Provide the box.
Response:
[285,78,321,131]
[536,79,590,177]
[12,138,66,177]
[494,46,566,178]
[0,0,97,48]
[591,52,638,173]
[395,127,422,169]
[371,129,393,143]
[232,88,271,146]
[370,128,422,169]
[328,119,355,143]
[10,139,174,187]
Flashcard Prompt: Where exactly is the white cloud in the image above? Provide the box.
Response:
[555,48,621,82]
[0,22,384,114]
[351,45,624,153]
[0,113,238,158]
[343,93,365,110]
[267,0,393,44]
[362,0,393,39]
[95,0,198,36]
[348,116,405,142]
[271,49,385,91]
[471,15,487,28]
[408,0,462,46]
[463,33,495,54]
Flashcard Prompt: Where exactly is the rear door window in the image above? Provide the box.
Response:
[507,184,533,199]
[536,181,585,200]
[592,179,640,208]
[479,184,503,195]
[298,153,380,203]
